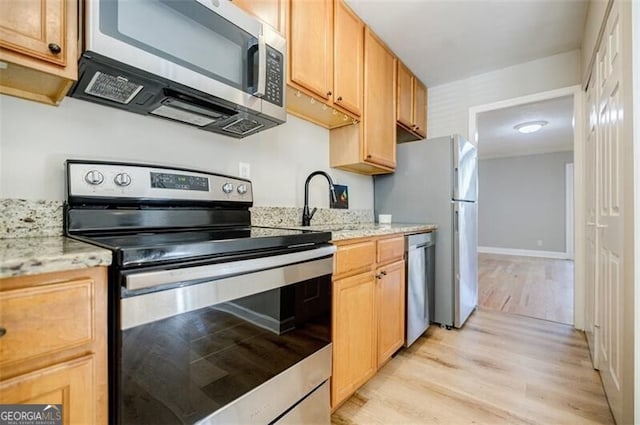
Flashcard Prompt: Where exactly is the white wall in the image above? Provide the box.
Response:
[0,95,373,208]
[428,50,581,139]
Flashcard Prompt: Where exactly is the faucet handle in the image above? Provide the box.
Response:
[308,207,318,220]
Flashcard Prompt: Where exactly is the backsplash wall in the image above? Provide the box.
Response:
[0,95,373,209]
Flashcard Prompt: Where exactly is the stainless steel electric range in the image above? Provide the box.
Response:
[64,160,335,425]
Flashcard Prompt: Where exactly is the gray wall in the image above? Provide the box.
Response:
[478,151,574,252]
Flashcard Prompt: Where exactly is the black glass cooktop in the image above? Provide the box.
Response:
[73,226,331,268]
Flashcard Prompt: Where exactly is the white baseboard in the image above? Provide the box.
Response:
[478,246,570,260]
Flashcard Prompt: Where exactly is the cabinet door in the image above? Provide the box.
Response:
[289,0,333,100]
[376,260,405,366]
[331,271,377,408]
[363,29,396,169]
[414,79,427,138]
[232,0,285,33]
[0,356,96,424]
[396,61,413,129]
[0,0,67,67]
[333,0,363,117]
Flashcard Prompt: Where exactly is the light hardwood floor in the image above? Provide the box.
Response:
[332,309,613,425]
[478,253,573,324]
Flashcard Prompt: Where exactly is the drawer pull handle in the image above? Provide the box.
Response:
[375,273,382,279]
[48,43,62,54]
[0,327,6,337]
[380,270,387,276]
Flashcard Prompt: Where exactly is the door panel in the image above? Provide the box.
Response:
[594,4,624,421]
[454,201,477,328]
[584,74,599,368]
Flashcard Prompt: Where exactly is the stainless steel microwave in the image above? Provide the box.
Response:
[69,0,286,138]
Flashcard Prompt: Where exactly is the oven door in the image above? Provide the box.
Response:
[115,247,335,424]
[86,0,270,113]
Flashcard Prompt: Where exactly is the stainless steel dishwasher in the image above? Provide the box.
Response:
[405,232,436,347]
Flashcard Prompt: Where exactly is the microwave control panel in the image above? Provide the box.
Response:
[265,46,283,107]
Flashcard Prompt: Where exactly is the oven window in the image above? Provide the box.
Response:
[99,0,256,91]
[119,275,331,424]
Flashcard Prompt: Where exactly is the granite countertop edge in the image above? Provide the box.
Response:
[0,237,112,279]
[273,223,437,241]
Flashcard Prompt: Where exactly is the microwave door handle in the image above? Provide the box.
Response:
[254,35,267,97]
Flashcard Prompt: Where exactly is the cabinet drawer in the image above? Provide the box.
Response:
[0,355,95,423]
[334,241,375,278]
[377,236,405,265]
[0,278,94,367]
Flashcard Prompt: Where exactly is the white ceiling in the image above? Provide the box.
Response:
[477,95,574,159]
[345,0,588,87]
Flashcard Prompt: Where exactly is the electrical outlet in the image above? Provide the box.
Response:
[238,162,250,179]
[537,240,543,247]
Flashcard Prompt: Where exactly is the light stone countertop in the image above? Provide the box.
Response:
[0,237,112,279]
[277,222,437,241]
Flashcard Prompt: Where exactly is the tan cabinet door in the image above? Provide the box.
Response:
[396,61,413,129]
[0,356,96,424]
[413,79,427,138]
[232,0,285,33]
[331,271,377,408]
[333,0,363,117]
[0,0,67,66]
[363,29,396,169]
[289,0,333,100]
[376,260,405,366]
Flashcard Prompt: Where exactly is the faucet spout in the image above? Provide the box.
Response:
[302,171,336,226]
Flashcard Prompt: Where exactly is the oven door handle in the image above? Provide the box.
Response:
[121,253,334,330]
[124,245,336,291]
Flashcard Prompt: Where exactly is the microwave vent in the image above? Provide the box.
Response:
[223,118,264,135]
[84,71,144,104]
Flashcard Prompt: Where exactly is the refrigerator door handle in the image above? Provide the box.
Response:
[455,210,459,232]
[454,168,459,198]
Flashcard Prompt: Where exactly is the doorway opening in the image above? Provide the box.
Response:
[468,86,584,326]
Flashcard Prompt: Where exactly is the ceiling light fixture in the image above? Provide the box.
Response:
[514,120,548,134]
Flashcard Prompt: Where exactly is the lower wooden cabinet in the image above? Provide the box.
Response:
[331,235,406,409]
[0,267,108,424]
[376,259,405,366]
[0,356,95,424]
[331,271,377,407]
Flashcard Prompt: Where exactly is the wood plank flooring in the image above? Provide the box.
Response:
[478,253,573,324]
[332,309,613,425]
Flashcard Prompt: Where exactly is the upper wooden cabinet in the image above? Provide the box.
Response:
[289,0,334,101]
[333,0,363,117]
[329,28,396,175]
[0,0,77,105]
[285,0,364,128]
[231,0,286,33]
[396,61,414,129]
[396,60,428,141]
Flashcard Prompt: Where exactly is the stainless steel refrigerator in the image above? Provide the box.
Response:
[374,134,478,329]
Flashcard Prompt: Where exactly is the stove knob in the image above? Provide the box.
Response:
[222,183,234,194]
[84,170,104,186]
[237,184,248,195]
[114,172,132,187]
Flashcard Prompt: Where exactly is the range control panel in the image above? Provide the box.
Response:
[67,161,253,203]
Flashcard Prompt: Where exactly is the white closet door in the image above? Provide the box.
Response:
[584,72,599,369]
[594,2,625,421]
